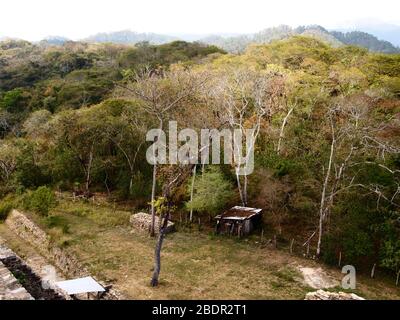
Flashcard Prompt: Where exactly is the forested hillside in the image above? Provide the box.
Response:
[0,35,400,281]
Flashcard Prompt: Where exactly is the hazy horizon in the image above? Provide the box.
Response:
[1,0,400,42]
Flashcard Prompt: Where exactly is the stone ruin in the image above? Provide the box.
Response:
[2,210,123,300]
[305,289,365,300]
[0,243,68,300]
[129,212,175,235]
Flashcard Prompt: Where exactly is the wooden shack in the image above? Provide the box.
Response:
[215,206,262,237]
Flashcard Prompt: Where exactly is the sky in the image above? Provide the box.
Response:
[1,0,400,41]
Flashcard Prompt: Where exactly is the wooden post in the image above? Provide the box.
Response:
[396,270,400,286]
[338,251,342,267]
[215,221,219,235]
[371,263,376,279]
[260,229,264,243]
[302,231,316,258]
[290,238,294,254]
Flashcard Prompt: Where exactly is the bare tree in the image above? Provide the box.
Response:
[117,67,208,236]
[107,106,148,195]
[315,101,400,256]
[276,103,295,155]
[213,68,285,206]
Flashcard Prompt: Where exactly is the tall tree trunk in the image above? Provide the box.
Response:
[189,165,197,222]
[243,174,248,206]
[85,144,94,193]
[150,119,163,237]
[277,107,294,155]
[150,209,170,287]
[129,172,133,195]
[236,169,245,206]
[316,118,335,257]
[150,162,157,237]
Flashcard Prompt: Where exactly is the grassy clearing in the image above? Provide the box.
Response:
[1,198,400,299]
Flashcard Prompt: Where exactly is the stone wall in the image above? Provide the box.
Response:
[0,260,34,300]
[5,210,123,300]
[0,243,34,301]
[6,210,84,277]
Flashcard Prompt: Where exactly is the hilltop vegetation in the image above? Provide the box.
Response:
[0,36,400,287]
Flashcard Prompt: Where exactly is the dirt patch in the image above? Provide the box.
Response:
[298,266,339,289]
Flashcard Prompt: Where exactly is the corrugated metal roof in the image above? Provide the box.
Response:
[215,206,262,220]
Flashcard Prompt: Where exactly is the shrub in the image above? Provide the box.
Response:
[0,200,13,221]
[24,186,57,216]
[185,166,234,217]
[44,215,70,234]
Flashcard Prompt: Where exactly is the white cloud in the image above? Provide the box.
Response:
[1,0,399,40]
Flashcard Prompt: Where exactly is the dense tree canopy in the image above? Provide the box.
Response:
[0,36,399,274]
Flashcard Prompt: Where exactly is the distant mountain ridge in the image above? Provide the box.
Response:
[40,36,70,46]
[199,25,399,53]
[84,30,178,45]
[330,30,398,53]
[7,25,400,54]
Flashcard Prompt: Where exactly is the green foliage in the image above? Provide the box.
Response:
[23,186,57,216]
[44,215,70,234]
[15,141,49,188]
[150,196,176,216]
[118,41,225,70]
[257,146,303,178]
[381,239,400,271]
[0,36,400,276]
[0,88,26,113]
[186,167,234,216]
[0,200,13,221]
